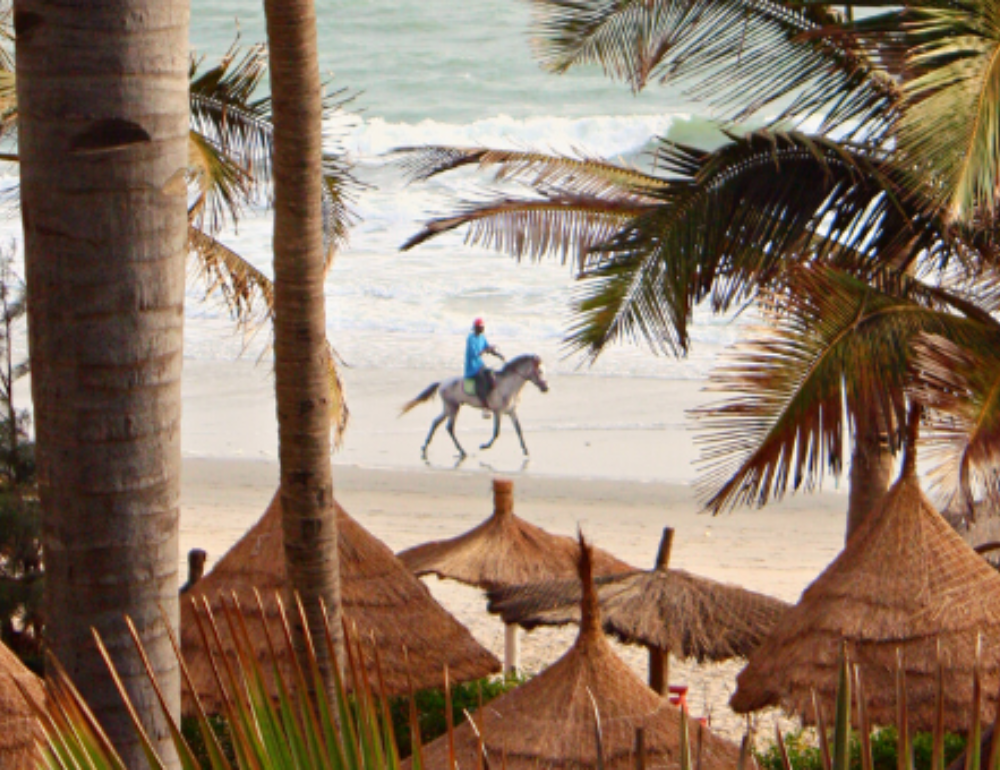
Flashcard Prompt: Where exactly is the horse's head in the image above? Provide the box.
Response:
[527,355,549,393]
[503,354,549,393]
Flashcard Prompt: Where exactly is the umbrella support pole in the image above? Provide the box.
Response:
[504,623,519,676]
[648,647,668,695]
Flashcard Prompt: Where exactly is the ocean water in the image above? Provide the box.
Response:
[183,0,747,380]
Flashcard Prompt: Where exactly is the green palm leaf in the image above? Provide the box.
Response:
[567,130,982,358]
[895,1,1000,220]
[402,194,654,271]
[528,0,899,133]
[393,145,668,201]
[692,266,980,513]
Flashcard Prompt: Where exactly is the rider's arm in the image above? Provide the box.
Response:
[486,345,505,361]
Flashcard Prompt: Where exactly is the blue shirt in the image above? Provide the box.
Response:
[465,332,489,378]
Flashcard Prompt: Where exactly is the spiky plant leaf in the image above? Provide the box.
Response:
[692,266,984,513]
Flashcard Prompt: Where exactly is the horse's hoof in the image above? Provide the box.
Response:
[480,443,492,451]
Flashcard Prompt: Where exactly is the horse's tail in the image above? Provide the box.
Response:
[400,382,440,416]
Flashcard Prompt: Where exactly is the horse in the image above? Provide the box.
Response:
[400,354,549,458]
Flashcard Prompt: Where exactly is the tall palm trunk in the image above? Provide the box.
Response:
[263,0,343,686]
[845,406,893,541]
[14,0,188,765]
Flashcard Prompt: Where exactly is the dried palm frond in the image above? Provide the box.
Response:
[187,226,274,334]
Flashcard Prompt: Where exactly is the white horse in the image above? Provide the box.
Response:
[401,354,549,457]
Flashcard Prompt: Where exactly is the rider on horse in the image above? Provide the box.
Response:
[466,317,505,411]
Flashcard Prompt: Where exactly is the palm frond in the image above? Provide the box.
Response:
[188,225,274,333]
[566,130,981,359]
[402,194,654,271]
[692,266,980,513]
[392,145,668,202]
[189,41,274,189]
[528,0,900,134]
[896,3,1000,220]
[910,330,1000,513]
[187,130,255,235]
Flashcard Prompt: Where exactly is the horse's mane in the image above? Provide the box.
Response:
[500,354,539,374]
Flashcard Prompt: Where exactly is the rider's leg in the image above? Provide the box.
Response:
[475,369,492,417]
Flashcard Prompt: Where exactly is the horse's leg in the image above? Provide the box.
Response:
[422,412,447,456]
[510,411,529,456]
[481,412,501,450]
[446,407,467,457]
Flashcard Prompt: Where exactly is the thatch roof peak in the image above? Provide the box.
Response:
[730,472,1000,730]
[577,533,602,641]
[397,478,633,589]
[653,527,674,572]
[491,477,514,520]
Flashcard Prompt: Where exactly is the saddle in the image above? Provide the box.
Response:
[463,378,477,396]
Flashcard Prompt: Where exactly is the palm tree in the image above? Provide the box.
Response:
[263,0,344,690]
[14,0,189,765]
[398,0,1000,538]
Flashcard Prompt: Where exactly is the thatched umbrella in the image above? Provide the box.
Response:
[0,641,44,769]
[181,492,500,715]
[487,527,790,695]
[407,536,741,770]
[730,454,1000,731]
[397,477,633,673]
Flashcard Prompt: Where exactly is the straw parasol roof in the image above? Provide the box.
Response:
[0,641,44,769]
[730,461,1000,731]
[181,492,500,715]
[487,527,790,662]
[407,536,742,770]
[397,478,633,589]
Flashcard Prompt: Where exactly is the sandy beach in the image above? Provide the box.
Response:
[179,358,850,740]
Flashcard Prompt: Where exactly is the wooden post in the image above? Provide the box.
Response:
[634,727,646,770]
[648,646,669,694]
[504,622,520,675]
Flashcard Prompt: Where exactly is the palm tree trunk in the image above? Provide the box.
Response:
[845,409,893,542]
[14,1,188,765]
[263,0,343,688]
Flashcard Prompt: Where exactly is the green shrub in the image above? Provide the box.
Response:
[757,728,967,770]
[389,674,524,758]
